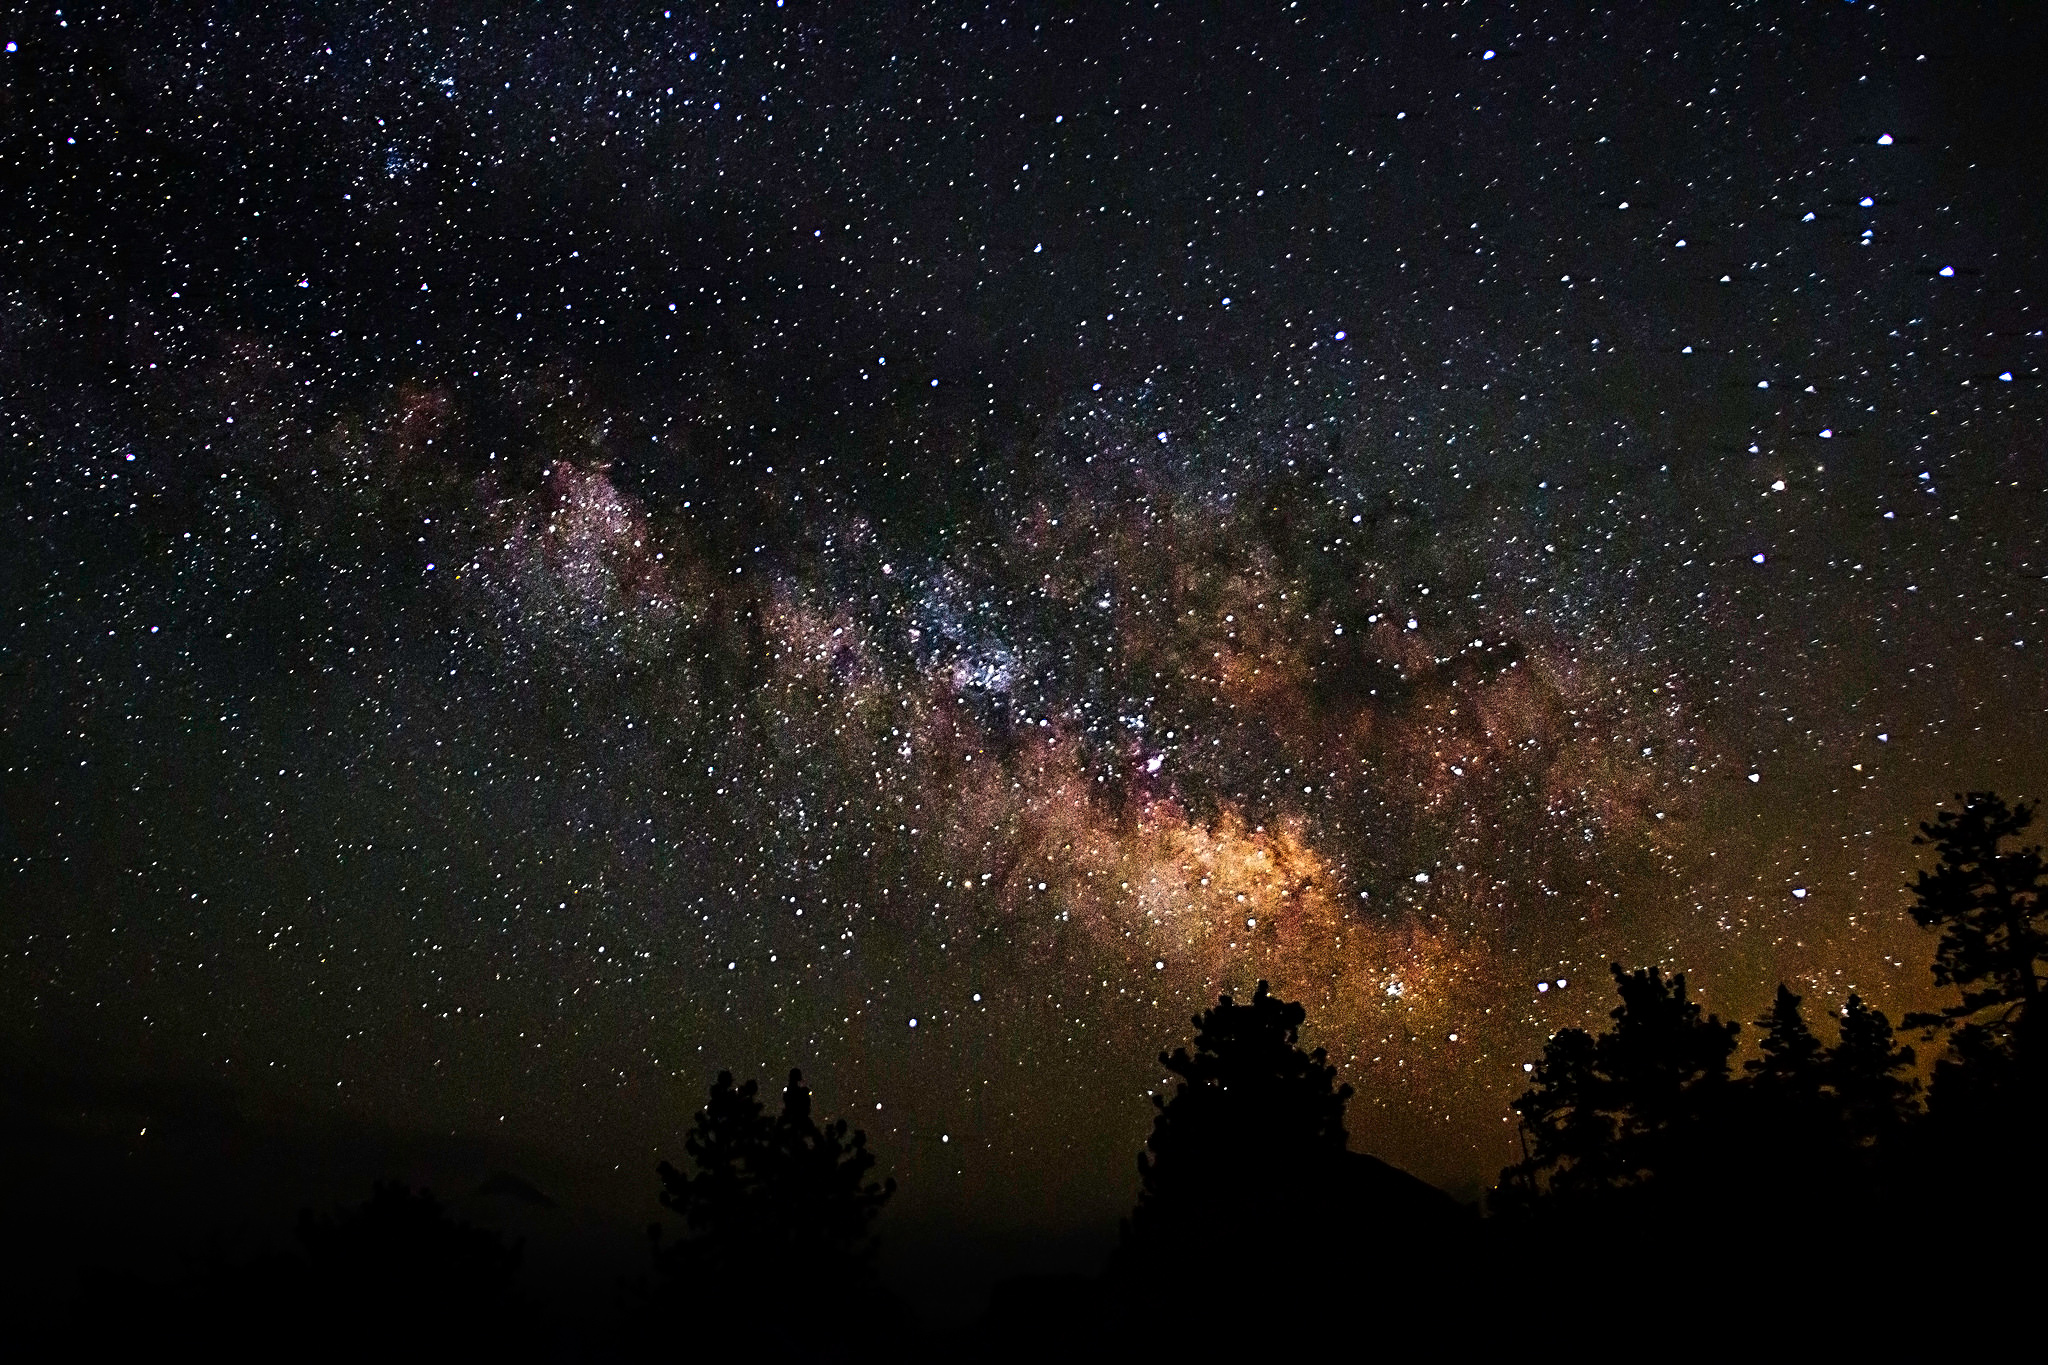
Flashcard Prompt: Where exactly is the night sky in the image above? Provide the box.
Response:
[4,0,2046,1282]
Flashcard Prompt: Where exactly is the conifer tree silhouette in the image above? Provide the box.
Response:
[1897,792,2047,1291]
[1904,792,2048,1074]
[1747,984,1825,1095]
[659,1070,769,1247]
[1740,985,1833,1175]
[1825,993,1918,1147]
[1122,980,1353,1268]
[1736,985,1918,1190]
[764,1071,897,1262]
[650,1068,894,1335]
[1501,963,1739,1204]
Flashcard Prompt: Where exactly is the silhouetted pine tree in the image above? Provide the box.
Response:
[1904,793,2048,1096]
[1747,985,1824,1094]
[1825,993,1918,1148]
[1744,994,1826,1113]
[660,1069,771,1248]
[650,1069,894,1339]
[1899,790,2047,1301]
[1727,983,1921,1206]
[1500,963,1739,1206]
[1121,980,1352,1267]
[764,1072,898,1261]
[1736,984,1837,1185]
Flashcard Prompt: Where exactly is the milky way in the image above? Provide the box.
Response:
[4,2,2045,1236]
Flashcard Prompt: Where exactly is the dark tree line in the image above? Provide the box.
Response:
[1492,791,2045,1229]
[51,792,2048,1353]
[1492,968,1917,1211]
[987,791,2048,1338]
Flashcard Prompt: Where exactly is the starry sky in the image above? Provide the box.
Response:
[4,0,2046,1256]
